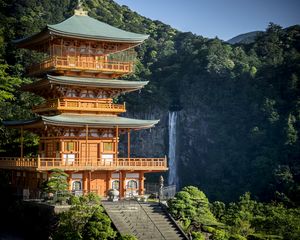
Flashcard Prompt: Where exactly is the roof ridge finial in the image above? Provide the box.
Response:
[74,0,88,16]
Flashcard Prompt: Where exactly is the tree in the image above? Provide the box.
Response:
[53,193,117,240]
[168,186,220,233]
[42,169,69,200]
[0,63,22,104]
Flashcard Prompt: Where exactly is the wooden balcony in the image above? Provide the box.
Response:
[0,157,168,172]
[32,98,126,114]
[28,56,134,76]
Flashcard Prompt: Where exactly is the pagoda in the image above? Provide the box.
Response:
[0,5,167,198]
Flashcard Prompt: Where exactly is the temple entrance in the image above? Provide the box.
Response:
[81,143,98,164]
[91,172,106,196]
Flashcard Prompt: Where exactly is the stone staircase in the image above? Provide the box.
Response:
[102,200,188,240]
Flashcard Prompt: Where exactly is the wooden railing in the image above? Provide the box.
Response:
[0,157,168,171]
[28,56,134,75]
[32,98,126,114]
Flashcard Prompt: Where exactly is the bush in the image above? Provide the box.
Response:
[119,234,138,240]
[202,226,215,233]
[192,231,205,240]
[211,229,229,240]
[53,197,117,240]
[168,186,219,231]
[247,234,283,240]
[229,234,247,240]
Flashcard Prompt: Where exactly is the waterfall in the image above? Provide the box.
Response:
[168,111,178,187]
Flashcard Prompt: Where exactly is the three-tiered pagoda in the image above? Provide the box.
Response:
[0,6,167,198]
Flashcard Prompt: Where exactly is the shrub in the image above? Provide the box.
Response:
[119,234,138,240]
[192,231,205,240]
[211,229,229,240]
[247,234,283,240]
[229,234,247,240]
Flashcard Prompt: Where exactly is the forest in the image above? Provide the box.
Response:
[0,0,299,239]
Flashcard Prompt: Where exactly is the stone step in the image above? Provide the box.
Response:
[102,201,187,240]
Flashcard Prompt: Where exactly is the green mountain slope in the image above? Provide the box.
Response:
[227,31,263,44]
[0,0,299,205]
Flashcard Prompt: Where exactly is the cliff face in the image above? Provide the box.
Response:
[120,107,169,159]
[122,99,211,194]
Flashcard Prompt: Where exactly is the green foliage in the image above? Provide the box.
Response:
[0,0,299,212]
[211,201,226,220]
[168,186,221,236]
[119,234,138,240]
[53,193,116,240]
[192,231,205,240]
[229,234,247,240]
[169,188,300,240]
[212,192,300,240]
[0,63,22,103]
[69,192,101,206]
[168,186,218,228]
[0,2,299,239]
[42,169,69,195]
[247,234,283,240]
[211,229,230,240]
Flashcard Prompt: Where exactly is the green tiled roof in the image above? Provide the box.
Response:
[3,114,159,129]
[22,75,148,94]
[48,15,148,42]
[47,75,148,89]
[14,14,148,45]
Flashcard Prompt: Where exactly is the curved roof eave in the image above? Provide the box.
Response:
[13,14,149,47]
[48,29,148,43]
[21,75,149,92]
[47,15,149,43]
[2,115,159,130]
[2,118,42,128]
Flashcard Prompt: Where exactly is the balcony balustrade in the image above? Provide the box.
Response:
[32,98,126,114]
[28,56,134,76]
[0,157,168,171]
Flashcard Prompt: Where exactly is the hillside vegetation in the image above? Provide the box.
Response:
[0,0,299,208]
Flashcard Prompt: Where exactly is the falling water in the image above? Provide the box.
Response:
[168,111,178,187]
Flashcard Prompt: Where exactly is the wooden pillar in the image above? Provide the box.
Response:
[60,140,64,163]
[88,171,91,193]
[127,129,130,159]
[118,171,122,200]
[115,126,119,159]
[106,171,111,196]
[20,126,24,160]
[139,171,145,195]
[83,171,88,195]
[85,125,88,164]
[119,171,126,199]
[68,172,72,192]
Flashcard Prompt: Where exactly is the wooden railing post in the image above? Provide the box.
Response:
[37,155,40,168]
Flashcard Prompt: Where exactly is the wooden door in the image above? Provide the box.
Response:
[81,143,98,164]
[91,172,107,196]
